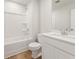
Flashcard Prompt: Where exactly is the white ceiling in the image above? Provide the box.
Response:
[52,0,75,10]
[5,0,32,6]
[5,0,75,9]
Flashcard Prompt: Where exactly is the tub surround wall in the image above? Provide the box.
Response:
[5,0,40,42]
[5,1,27,42]
[5,1,29,58]
[5,1,26,15]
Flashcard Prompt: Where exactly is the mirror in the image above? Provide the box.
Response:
[52,0,75,34]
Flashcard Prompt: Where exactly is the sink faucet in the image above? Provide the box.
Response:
[61,28,74,35]
[66,28,74,32]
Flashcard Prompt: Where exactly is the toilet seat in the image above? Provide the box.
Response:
[29,42,41,50]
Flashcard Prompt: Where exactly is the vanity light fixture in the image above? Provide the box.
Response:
[55,0,60,3]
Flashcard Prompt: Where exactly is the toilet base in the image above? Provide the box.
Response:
[32,55,42,59]
[32,50,42,58]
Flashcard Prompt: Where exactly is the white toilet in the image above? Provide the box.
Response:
[29,42,41,59]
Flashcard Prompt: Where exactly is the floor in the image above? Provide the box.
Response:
[6,50,42,59]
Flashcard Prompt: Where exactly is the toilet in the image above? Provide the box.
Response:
[28,42,41,59]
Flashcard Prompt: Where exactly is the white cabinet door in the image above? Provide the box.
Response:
[42,43,74,59]
[42,43,56,59]
[55,48,75,59]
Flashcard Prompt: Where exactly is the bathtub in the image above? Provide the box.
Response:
[4,37,34,58]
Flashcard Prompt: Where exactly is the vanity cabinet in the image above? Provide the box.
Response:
[38,34,75,59]
[42,43,56,59]
[55,48,74,59]
[42,43,74,59]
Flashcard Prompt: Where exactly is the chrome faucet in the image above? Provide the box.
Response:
[61,28,74,35]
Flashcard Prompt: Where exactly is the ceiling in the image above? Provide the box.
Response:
[5,0,75,9]
[5,0,32,6]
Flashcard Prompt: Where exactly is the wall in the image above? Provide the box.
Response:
[26,0,40,40]
[71,8,75,30]
[40,0,52,33]
[31,0,40,40]
[70,8,75,35]
[5,1,27,42]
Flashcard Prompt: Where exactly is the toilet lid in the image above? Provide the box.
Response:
[29,42,41,48]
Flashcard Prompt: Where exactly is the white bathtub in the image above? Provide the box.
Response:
[4,37,34,58]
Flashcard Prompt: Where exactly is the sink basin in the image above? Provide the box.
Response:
[48,31,75,39]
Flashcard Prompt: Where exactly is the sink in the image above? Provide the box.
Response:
[47,31,75,39]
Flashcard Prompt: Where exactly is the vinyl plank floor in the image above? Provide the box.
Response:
[6,50,42,59]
